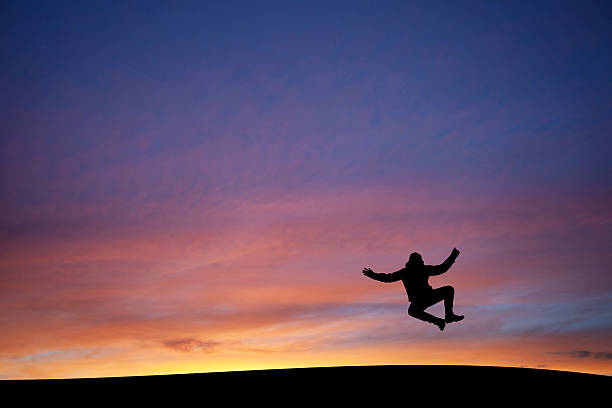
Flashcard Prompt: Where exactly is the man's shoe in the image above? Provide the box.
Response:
[435,319,446,331]
[445,314,464,323]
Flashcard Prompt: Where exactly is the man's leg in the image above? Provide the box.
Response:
[408,303,446,331]
[407,286,464,330]
[430,286,463,323]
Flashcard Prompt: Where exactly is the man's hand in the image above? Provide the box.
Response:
[451,248,460,258]
[362,267,374,277]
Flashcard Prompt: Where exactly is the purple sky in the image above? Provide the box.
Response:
[1,1,611,378]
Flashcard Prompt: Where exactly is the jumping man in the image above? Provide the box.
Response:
[362,248,464,331]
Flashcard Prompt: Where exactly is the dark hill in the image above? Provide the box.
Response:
[3,365,609,404]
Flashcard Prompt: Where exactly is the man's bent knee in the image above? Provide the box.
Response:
[408,304,423,317]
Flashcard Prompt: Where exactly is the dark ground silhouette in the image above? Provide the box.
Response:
[363,248,463,330]
[2,365,609,404]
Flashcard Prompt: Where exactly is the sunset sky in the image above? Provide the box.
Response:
[1,1,611,379]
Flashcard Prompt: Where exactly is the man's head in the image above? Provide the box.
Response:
[406,252,424,267]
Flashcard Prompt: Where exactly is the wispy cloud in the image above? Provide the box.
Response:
[550,350,612,360]
[163,338,219,354]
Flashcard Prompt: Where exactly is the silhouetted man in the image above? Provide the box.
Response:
[362,248,464,331]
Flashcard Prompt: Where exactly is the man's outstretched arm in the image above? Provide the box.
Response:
[426,248,460,276]
[362,267,404,283]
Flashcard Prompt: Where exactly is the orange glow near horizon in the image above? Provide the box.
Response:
[4,332,612,380]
